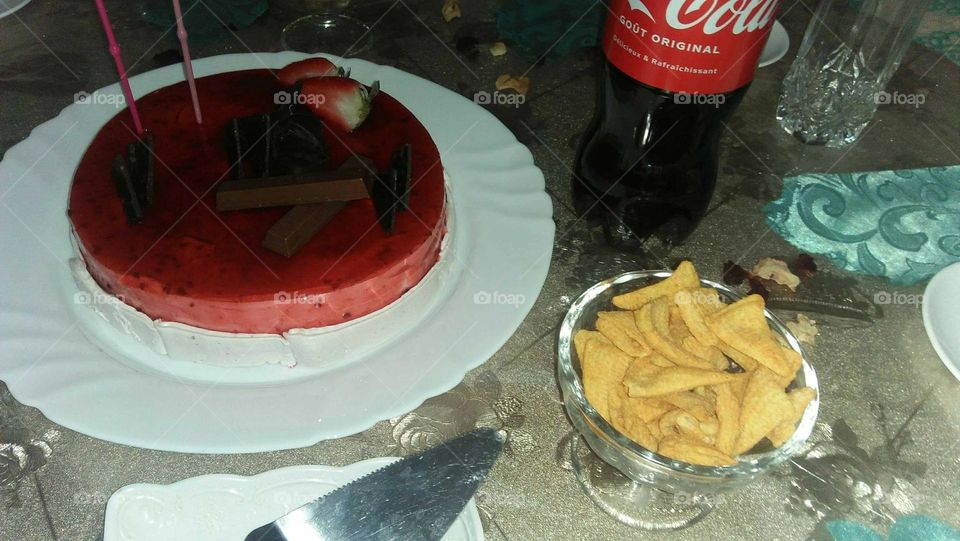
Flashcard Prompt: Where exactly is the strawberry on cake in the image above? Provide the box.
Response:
[67,58,454,368]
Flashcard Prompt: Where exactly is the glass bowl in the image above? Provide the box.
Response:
[557,270,820,529]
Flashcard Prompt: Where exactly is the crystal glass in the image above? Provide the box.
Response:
[776,0,929,147]
[557,271,820,530]
[278,0,372,55]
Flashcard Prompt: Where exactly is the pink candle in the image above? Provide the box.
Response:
[171,0,203,125]
[93,0,144,135]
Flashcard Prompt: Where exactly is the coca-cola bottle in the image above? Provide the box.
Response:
[574,0,781,248]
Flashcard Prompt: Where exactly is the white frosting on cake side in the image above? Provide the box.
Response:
[68,180,459,368]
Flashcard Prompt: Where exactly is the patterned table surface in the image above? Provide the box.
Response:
[1,1,958,540]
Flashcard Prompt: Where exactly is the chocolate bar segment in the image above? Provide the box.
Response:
[217,172,370,211]
[217,155,374,212]
[263,201,347,258]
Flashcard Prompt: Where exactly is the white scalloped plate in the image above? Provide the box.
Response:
[0,52,554,453]
[923,262,960,381]
[103,459,484,541]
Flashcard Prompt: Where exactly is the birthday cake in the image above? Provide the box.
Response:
[67,58,453,367]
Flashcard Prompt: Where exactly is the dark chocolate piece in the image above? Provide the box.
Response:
[370,169,398,234]
[394,143,412,210]
[269,108,330,175]
[370,144,413,233]
[225,105,329,181]
[263,201,348,258]
[225,113,271,180]
[111,134,155,224]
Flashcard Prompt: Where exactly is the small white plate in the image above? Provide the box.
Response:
[759,20,790,67]
[922,262,960,381]
[103,458,484,541]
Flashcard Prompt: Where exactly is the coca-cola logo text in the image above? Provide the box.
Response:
[604,0,780,93]
[627,0,778,35]
[626,0,656,21]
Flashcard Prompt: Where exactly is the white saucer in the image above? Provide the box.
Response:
[922,262,960,381]
[759,20,790,67]
[103,459,483,541]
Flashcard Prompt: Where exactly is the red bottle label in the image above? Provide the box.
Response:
[602,0,780,94]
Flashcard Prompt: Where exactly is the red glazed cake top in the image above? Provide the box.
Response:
[68,69,446,334]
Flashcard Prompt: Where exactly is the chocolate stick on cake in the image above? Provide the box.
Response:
[370,144,412,234]
[112,135,155,224]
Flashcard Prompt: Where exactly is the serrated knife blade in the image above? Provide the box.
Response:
[245,427,504,541]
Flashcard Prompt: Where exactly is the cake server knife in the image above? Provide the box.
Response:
[244,427,504,541]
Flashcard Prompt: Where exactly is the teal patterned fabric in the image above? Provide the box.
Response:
[495,0,604,59]
[765,166,960,285]
[143,0,267,38]
[827,515,960,541]
[916,0,960,62]
[828,521,885,541]
[927,0,960,17]
[916,31,960,65]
